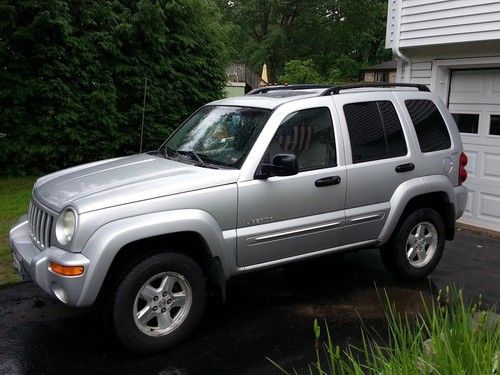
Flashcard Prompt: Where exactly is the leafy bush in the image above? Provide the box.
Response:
[278,56,364,85]
[278,59,323,85]
[0,0,229,175]
[268,287,500,374]
[327,56,363,84]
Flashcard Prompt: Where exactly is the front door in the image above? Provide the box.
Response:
[236,105,346,268]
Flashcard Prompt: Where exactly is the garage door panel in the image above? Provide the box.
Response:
[451,69,500,230]
[483,153,500,180]
[450,70,500,105]
[449,71,484,95]
[478,193,500,224]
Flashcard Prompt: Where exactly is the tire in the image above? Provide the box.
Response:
[110,252,206,354]
[380,208,446,281]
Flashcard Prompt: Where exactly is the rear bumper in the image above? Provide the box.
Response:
[9,215,90,306]
[453,185,468,219]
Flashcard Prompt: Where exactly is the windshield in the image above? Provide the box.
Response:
[163,106,272,168]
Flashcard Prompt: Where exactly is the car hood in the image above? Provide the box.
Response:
[33,154,240,213]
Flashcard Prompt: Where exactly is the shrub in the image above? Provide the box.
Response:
[0,0,229,175]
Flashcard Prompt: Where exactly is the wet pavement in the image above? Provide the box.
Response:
[0,228,498,375]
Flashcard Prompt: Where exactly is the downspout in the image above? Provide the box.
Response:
[391,0,411,83]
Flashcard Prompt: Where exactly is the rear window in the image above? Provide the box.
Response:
[405,100,451,153]
[344,101,407,164]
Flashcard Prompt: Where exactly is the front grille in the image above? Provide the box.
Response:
[28,199,54,250]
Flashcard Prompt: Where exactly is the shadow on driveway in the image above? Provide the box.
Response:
[0,228,498,375]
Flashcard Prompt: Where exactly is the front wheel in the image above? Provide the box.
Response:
[380,208,446,281]
[111,252,206,354]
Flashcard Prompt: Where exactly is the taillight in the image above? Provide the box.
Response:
[459,152,468,185]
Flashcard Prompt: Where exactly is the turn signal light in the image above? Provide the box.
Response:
[459,152,468,185]
[49,262,84,276]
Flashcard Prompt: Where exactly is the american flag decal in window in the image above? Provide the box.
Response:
[277,124,313,153]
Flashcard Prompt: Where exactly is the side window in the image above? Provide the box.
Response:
[405,100,451,152]
[264,107,336,171]
[344,101,407,164]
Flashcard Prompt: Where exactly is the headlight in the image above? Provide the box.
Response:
[55,208,77,245]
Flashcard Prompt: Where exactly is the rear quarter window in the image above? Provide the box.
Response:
[405,100,451,153]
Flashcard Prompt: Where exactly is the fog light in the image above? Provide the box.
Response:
[49,262,84,276]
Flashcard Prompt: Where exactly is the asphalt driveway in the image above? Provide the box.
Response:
[0,228,498,375]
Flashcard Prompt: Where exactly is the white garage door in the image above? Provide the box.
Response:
[449,69,500,231]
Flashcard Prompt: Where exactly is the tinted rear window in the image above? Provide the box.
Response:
[344,101,407,163]
[405,100,451,152]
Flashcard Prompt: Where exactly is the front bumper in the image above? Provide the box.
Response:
[9,215,90,306]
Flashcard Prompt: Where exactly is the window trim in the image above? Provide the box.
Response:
[488,113,500,137]
[342,100,410,165]
[451,111,480,136]
[260,106,339,174]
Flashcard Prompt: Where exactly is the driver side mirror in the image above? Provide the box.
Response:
[255,154,299,179]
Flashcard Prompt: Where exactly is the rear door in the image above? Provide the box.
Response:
[334,92,418,244]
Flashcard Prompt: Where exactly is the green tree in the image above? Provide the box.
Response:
[327,55,363,83]
[0,0,230,175]
[217,0,391,82]
[279,59,322,84]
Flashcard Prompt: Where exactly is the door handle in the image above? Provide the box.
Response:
[315,176,341,187]
[395,163,415,173]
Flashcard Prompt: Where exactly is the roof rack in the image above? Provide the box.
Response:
[247,84,333,95]
[320,83,430,96]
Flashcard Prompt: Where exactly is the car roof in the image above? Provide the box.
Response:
[208,89,327,110]
[207,83,432,110]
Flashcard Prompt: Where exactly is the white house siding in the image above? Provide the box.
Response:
[410,62,432,84]
[386,0,397,48]
[386,0,500,49]
[386,0,500,231]
[397,60,433,86]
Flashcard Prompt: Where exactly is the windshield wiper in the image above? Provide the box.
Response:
[181,150,205,166]
[165,146,224,169]
[172,149,220,169]
[165,146,179,158]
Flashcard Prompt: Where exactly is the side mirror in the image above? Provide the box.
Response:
[256,154,299,179]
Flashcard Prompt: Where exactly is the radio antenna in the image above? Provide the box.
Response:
[139,77,148,153]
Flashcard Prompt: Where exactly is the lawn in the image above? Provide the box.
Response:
[0,177,35,284]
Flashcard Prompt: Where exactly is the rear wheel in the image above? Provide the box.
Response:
[111,252,206,354]
[380,208,445,281]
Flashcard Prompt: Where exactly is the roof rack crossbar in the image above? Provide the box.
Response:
[320,83,430,96]
[246,83,430,96]
[247,84,333,95]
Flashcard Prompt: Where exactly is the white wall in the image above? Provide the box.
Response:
[395,41,500,90]
[387,0,500,49]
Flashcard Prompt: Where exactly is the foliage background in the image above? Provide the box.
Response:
[217,0,391,83]
[0,0,230,175]
[0,0,390,175]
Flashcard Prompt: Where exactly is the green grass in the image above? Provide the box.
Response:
[0,177,36,285]
[269,287,500,375]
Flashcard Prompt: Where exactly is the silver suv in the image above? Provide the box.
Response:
[10,83,468,353]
